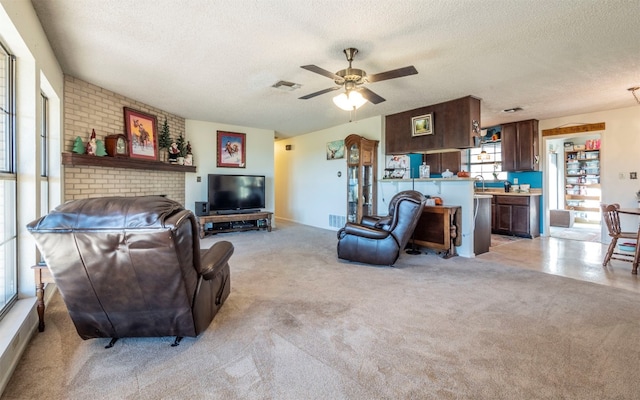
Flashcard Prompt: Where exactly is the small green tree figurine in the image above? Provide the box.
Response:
[95,140,108,156]
[72,136,86,154]
[158,118,172,162]
[159,118,171,150]
[176,133,187,157]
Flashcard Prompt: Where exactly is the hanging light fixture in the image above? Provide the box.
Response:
[333,90,367,111]
[477,145,491,161]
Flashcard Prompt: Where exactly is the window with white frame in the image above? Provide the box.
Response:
[40,93,49,216]
[0,42,17,320]
[466,141,508,181]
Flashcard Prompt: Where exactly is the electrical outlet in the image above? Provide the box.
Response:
[513,178,519,184]
[619,172,626,179]
[631,172,637,180]
[196,176,201,182]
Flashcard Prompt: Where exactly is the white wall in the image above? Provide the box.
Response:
[184,120,275,215]
[275,116,383,229]
[540,105,640,237]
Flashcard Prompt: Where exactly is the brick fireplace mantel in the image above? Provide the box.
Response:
[62,153,196,173]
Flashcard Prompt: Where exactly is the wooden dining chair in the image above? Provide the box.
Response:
[600,203,636,266]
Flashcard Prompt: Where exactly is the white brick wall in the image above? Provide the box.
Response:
[63,76,187,204]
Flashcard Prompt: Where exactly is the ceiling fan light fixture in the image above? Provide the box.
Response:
[333,91,367,111]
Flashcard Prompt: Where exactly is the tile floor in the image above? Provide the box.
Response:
[479,234,640,294]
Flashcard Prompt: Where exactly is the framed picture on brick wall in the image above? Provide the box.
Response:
[124,107,158,161]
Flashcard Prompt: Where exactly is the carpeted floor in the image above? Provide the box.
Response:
[3,220,639,399]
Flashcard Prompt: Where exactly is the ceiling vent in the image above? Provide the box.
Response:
[502,107,523,113]
[272,80,301,91]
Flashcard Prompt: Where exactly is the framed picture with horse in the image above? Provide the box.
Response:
[217,131,246,168]
[123,107,158,161]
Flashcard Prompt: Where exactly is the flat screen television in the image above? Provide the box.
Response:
[208,174,265,214]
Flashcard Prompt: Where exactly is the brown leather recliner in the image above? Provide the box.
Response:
[337,190,426,266]
[27,196,232,347]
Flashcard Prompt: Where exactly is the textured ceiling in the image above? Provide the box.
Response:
[30,0,640,139]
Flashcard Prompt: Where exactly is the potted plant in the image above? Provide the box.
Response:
[158,118,172,162]
[184,141,193,166]
[176,133,187,165]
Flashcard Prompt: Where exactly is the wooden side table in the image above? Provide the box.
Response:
[32,263,54,332]
[412,205,462,258]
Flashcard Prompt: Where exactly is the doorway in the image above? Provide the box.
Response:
[545,133,602,242]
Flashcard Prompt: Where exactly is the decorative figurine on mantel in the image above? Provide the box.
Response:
[72,136,86,154]
[158,118,172,163]
[175,133,186,165]
[94,139,107,156]
[168,142,179,163]
[184,141,193,166]
[86,129,97,155]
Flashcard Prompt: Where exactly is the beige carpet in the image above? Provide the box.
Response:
[3,220,640,399]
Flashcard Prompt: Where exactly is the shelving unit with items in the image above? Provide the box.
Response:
[564,139,601,223]
[345,134,378,224]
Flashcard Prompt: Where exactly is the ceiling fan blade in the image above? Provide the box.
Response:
[359,87,386,104]
[300,65,342,80]
[299,86,341,100]
[367,66,418,83]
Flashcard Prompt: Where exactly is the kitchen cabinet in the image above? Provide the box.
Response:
[425,151,461,175]
[345,134,378,223]
[491,194,540,238]
[501,119,539,171]
[385,96,481,154]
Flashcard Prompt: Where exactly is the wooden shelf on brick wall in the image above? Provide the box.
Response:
[61,153,197,173]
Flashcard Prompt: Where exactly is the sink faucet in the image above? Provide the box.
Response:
[475,175,485,192]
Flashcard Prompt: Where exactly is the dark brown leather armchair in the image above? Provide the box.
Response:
[27,196,232,347]
[337,190,426,266]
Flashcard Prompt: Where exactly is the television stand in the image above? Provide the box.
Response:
[216,209,261,215]
[198,211,272,238]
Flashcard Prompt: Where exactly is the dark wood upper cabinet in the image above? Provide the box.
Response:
[501,119,539,172]
[385,96,481,154]
[425,151,462,175]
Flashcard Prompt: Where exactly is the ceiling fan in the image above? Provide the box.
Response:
[299,48,418,108]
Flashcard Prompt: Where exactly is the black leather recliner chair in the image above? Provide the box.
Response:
[27,196,232,347]
[337,190,426,266]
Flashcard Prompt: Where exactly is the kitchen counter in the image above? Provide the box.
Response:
[380,178,475,257]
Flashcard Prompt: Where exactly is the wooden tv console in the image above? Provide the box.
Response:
[198,211,273,238]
